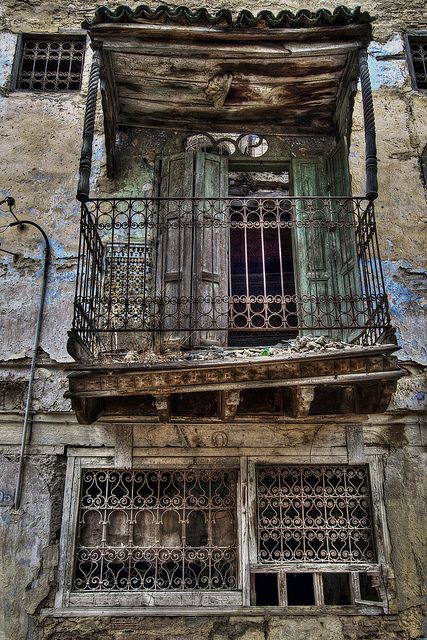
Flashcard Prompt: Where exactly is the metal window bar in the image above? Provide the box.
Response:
[17,37,85,91]
[408,36,427,90]
[256,465,376,564]
[73,469,238,592]
[71,197,391,356]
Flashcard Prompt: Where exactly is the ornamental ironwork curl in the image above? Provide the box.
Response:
[256,465,376,563]
[72,196,390,355]
[74,469,238,592]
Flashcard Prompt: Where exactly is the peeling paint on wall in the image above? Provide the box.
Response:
[368,34,408,90]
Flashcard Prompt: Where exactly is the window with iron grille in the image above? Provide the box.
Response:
[405,33,427,91]
[73,468,238,592]
[251,464,380,607]
[256,464,376,564]
[16,35,85,91]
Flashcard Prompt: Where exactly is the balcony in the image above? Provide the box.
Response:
[70,195,391,356]
[66,195,401,423]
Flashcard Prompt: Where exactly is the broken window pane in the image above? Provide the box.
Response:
[323,573,351,605]
[286,572,315,605]
[253,573,279,606]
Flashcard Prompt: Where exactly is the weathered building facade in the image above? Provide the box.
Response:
[0,2,425,639]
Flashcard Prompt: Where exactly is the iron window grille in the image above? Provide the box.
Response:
[16,35,85,91]
[256,465,376,564]
[405,33,427,91]
[73,468,238,592]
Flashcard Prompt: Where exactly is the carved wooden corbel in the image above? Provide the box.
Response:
[205,73,233,107]
[220,390,241,420]
[155,395,171,422]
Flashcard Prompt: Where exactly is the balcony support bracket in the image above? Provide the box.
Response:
[220,390,242,421]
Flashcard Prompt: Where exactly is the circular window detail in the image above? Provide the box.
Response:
[238,134,269,157]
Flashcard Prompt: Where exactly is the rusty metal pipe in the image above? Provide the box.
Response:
[10,220,50,509]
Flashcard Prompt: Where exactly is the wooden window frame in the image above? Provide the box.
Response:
[54,451,390,614]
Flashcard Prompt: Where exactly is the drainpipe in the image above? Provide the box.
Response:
[10,220,50,509]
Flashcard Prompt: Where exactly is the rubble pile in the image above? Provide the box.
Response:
[112,335,359,366]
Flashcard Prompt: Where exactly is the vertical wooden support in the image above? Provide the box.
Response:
[114,425,133,469]
[346,423,365,463]
[358,48,378,200]
[77,50,101,202]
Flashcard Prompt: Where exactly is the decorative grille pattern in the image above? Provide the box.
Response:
[408,36,427,90]
[73,197,390,355]
[103,243,152,329]
[74,469,238,591]
[256,465,376,563]
[17,37,85,91]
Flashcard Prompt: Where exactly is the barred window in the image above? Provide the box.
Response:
[406,34,427,91]
[73,469,238,592]
[256,465,376,564]
[252,465,379,607]
[16,35,85,91]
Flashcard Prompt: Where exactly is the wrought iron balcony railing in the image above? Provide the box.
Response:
[71,197,391,358]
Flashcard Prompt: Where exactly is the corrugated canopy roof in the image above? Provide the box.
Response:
[84,5,373,135]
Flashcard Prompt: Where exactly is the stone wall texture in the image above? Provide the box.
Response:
[0,1,425,639]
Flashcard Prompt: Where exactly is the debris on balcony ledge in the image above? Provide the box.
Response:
[106,336,362,367]
[67,339,403,424]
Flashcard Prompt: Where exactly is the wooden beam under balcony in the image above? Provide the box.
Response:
[66,344,403,424]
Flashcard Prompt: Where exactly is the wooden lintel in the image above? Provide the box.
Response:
[155,396,171,422]
[220,390,241,421]
[90,22,370,45]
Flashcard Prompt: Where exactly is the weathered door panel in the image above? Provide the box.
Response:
[292,158,338,337]
[157,150,228,347]
[157,151,194,346]
[193,152,228,346]
[327,139,363,341]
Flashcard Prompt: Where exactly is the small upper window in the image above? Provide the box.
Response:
[16,35,85,91]
[406,33,427,91]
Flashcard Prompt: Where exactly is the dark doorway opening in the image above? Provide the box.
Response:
[228,169,297,346]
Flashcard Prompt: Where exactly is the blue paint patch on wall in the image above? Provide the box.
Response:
[368,34,407,90]
[382,258,427,364]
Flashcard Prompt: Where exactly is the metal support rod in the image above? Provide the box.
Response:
[11,220,50,509]
[358,48,378,200]
[77,50,101,203]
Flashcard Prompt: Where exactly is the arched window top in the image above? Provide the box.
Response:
[185,133,269,158]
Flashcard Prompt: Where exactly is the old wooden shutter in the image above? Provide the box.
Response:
[292,158,338,337]
[327,139,363,341]
[157,150,228,347]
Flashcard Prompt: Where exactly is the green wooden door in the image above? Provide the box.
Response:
[327,139,363,341]
[292,158,338,337]
[157,150,228,347]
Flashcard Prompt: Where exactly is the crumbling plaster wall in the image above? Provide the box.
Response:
[0,0,425,375]
[0,2,425,640]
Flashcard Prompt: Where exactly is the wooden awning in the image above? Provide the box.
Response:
[83,5,373,135]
